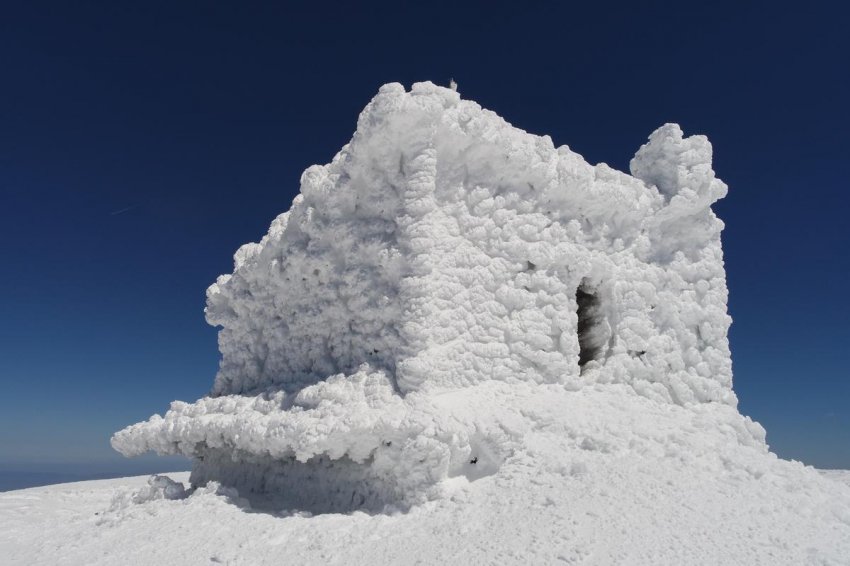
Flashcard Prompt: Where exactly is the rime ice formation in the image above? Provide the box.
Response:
[113,82,746,510]
[204,83,732,403]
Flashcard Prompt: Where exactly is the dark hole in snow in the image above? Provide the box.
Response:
[576,281,605,369]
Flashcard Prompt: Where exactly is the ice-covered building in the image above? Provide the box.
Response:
[113,82,737,511]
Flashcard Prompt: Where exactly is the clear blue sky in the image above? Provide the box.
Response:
[1,1,848,474]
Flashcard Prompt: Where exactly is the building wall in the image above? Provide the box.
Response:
[204,82,734,405]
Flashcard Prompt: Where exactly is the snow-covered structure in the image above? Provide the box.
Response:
[113,82,741,511]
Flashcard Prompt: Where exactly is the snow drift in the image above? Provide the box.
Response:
[111,83,841,535]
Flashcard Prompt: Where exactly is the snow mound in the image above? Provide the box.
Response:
[107,475,187,512]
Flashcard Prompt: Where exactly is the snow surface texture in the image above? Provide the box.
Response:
[105,83,850,562]
[7,413,850,565]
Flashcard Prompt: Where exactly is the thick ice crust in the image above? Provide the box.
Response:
[113,368,513,507]
[204,82,733,405]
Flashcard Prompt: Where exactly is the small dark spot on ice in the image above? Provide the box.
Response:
[470,457,478,464]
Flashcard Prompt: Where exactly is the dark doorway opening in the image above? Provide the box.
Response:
[576,282,605,369]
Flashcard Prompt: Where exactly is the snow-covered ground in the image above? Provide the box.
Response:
[820,469,850,489]
[3,384,850,565]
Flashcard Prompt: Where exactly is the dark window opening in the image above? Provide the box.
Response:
[576,282,604,368]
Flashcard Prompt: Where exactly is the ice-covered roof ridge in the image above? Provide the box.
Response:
[351,81,725,214]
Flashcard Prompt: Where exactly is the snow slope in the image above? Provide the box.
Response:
[3,388,850,565]
[822,469,850,489]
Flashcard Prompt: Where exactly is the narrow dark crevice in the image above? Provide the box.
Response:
[576,282,603,369]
